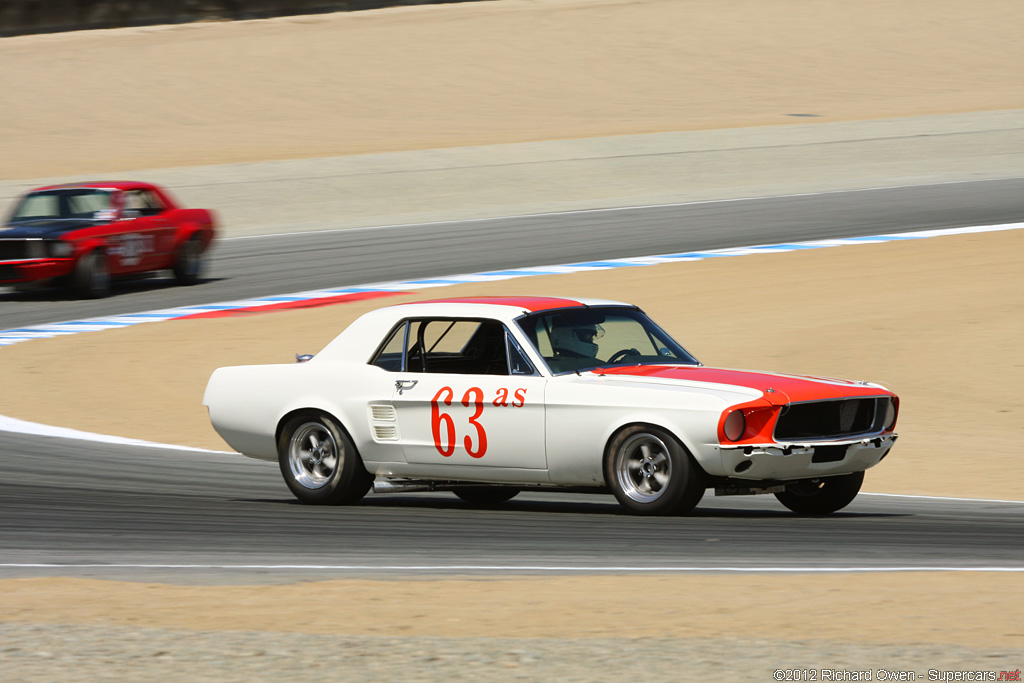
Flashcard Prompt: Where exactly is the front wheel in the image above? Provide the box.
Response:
[277,413,373,505]
[72,249,110,298]
[605,425,706,515]
[774,471,864,515]
[173,236,205,285]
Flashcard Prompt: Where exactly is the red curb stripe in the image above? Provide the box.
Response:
[176,291,410,320]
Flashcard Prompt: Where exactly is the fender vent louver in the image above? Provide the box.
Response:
[373,425,398,441]
[370,405,396,421]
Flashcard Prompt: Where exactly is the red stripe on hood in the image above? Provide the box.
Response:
[595,365,891,403]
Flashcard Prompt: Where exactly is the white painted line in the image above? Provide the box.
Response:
[0,415,233,454]
[861,492,1024,505]
[1,564,1022,572]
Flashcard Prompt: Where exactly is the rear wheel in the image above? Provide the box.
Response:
[277,413,372,505]
[173,235,205,285]
[454,486,521,506]
[72,249,110,298]
[605,425,706,515]
[774,471,864,515]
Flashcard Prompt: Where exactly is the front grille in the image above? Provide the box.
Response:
[0,263,19,280]
[0,239,49,260]
[0,240,34,260]
[775,398,881,440]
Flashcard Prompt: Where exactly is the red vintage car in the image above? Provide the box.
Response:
[0,181,217,298]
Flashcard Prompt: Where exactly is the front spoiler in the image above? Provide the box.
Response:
[717,433,897,481]
[0,258,74,284]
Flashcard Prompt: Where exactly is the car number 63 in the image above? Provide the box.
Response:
[431,386,488,458]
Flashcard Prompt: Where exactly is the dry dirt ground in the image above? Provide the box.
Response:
[1,0,1023,678]
[0,0,1022,180]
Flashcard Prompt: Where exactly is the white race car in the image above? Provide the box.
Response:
[203,296,898,515]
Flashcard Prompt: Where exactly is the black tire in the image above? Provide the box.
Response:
[774,471,864,515]
[277,413,373,505]
[172,236,205,285]
[72,249,110,298]
[454,486,521,506]
[604,425,706,515]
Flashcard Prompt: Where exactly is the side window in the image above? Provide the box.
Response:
[370,322,408,371]
[400,319,509,375]
[124,190,165,216]
[371,318,533,375]
[507,332,537,376]
[140,190,166,216]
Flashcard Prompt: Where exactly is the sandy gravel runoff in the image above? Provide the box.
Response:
[2,0,1023,677]
[0,0,1022,180]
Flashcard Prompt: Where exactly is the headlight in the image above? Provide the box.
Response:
[49,241,74,258]
[883,398,897,430]
[723,409,746,442]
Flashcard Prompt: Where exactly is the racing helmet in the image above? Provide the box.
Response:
[550,318,604,358]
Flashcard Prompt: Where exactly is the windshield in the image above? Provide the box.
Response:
[517,306,700,375]
[11,189,114,222]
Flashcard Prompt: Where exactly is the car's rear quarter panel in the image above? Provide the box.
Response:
[203,361,402,464]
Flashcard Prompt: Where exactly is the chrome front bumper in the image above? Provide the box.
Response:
[717,433,898,481]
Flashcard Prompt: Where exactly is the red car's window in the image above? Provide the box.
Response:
[12,189,112,221]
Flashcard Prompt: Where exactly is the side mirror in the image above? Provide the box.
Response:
[122,209,141,220]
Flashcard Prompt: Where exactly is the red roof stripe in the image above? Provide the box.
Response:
[408,296,584,312]
[34,181,156,192]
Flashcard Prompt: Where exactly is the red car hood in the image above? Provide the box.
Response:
[592,365,889,405]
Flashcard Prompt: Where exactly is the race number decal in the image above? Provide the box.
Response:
[115,233,154,267]
[431,386,456,457]
[429,386,527,458]
[461,387,487,458]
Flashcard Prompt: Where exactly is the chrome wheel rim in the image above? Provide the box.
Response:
[614,433,672,503]
[288,422,341,489]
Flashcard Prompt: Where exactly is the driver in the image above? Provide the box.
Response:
[550,318,604,358]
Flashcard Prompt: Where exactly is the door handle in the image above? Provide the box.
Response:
[395,379,418,394]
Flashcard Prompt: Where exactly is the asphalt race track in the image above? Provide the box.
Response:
[1,177,1023,329]
[2,178,1023,579]
[2,431,1023,582]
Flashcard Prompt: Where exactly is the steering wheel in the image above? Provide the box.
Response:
[607,348,641,364]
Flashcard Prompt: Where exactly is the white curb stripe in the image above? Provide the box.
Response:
[861,492,1024,505]
[3,221,1021,348]
[1,564,1022,573]
[0,414,231,454]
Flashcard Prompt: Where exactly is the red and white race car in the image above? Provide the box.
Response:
[203,296,899,515]
[0,181,216,297]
